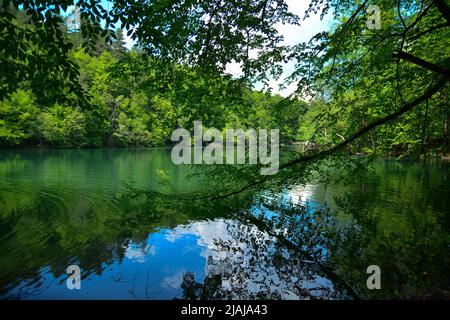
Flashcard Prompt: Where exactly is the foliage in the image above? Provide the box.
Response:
[0,90,38,146]
[35,104,87,147]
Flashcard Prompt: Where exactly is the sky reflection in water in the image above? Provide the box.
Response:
[7,217,335,300]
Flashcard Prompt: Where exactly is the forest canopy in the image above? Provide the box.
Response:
[0,0,449,159]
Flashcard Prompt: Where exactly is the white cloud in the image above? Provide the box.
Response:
[226,0,334,97]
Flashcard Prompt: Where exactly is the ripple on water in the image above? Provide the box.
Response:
[0,179,121,215]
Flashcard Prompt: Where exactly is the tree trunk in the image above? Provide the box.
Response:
[420,100,428,155]
[445,112,450,156]
[108,101,119,147]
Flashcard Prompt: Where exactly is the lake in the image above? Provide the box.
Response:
[0,149,449,299]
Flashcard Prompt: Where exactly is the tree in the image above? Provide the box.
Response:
[0,89,38,146]
[111,29,127,58]
[35,104,87,147]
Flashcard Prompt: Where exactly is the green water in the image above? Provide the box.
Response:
[0,149,449,299]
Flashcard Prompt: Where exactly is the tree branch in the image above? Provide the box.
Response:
[408,22,450,41]
[393,51,450,76]
[187,76,449,201]
[280,76,449,169]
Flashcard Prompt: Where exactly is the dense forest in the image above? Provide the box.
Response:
[1,0,449,158]
[1,4,309,148]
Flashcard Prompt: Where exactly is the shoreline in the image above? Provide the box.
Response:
[1,146,449,161]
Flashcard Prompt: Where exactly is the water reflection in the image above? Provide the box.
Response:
[3,218,341,300]
[0,150,449,299]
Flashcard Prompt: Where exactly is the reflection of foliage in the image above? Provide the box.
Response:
[328,162,450,299]
[239,198,358,299]
[178,214,341,300]
[174,209,350,300]
[180,272,223,300]
[1,157,449,299]
[177,161,450,300]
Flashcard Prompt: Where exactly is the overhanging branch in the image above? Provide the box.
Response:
[280,76,449,169]
[393,51,450,76]
[408,22,450,41]
[191,76,449,201]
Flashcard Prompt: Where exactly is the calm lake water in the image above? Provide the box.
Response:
[0,149,449,299]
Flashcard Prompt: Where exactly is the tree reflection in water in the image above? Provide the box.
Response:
[1,159,449,299]
[175,218,340,300]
